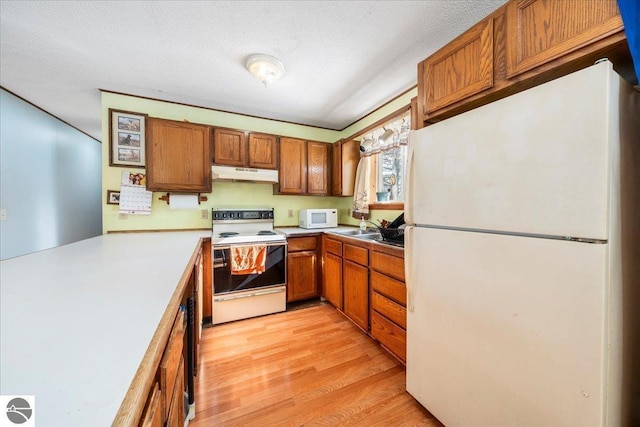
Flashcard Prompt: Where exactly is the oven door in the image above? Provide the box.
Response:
[213,241,287,295]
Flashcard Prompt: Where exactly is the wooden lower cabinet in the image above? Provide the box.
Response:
[370,311,407,362]
[322,251,343,310]
[287,236,320,302]
[160,310,184,423]
[167,357,185,427]
[322,234,407,363]
[343,259,369,331]
[370,247,407,363]
[140,382,162,427]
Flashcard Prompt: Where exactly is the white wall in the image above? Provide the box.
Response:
[0,89,102,259]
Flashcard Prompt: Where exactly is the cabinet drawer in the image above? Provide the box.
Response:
[140,382,162,427]
[324,238,342,256]
[371,251,404,281]
[371,271,406,306]
[288,236,317,252]
[344,244,368,266]
[160,310,184,421]
[371,291,406,329]
[371,311,406,363]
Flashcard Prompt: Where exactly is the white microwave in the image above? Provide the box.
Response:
[299,209,338,229]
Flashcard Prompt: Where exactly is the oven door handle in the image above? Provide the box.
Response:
[214,287,285,302]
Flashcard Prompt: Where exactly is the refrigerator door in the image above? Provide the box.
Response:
[408,62,616,240]
[406,227,608,426]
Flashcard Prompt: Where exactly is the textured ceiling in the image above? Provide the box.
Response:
[0,1,506,140]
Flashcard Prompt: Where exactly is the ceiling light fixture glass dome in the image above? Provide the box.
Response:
[246,54,285,87]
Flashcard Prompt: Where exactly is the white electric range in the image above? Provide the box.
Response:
[211,208,287,324]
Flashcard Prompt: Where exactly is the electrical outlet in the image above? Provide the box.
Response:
[288,209,293,218]
[119,213,128,220]
[200,209,208,219]
[0,209,6,221]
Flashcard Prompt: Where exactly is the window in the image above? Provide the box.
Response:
[377,145,408,201]
[360,111,410,204]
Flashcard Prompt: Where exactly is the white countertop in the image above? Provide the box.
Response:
[275,226,356,236]
[0,231,209,426]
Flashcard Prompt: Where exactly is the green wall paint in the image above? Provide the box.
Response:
[102,90,414,233]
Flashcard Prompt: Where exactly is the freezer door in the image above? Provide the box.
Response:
[408,62,617,240]
[406,227,608,426]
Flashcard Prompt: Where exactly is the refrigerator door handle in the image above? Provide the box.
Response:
[405,131,415,225]
[405,224,415,313]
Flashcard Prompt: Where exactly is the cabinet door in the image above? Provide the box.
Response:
[140,382,162,427]
[278,137,307,194]
[166,357,185,427]
[421,17,494,115]
[340,139,360,197]
[287,250,319,302]
[331,142,342,196]
[248,133,278,169]
[146,118,212,192]
[213,128,247,166]
[323,251,342,309]
[505,0,623,78]
[307,141,329,195]
[343,259,369,331]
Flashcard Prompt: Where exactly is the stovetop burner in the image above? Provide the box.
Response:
[219,232,239,237]
[257,230,276,235]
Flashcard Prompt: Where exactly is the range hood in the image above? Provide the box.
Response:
[211,165,278,183]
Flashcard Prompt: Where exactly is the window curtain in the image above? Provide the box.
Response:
[352,111,411,216]
[352,155,371,219]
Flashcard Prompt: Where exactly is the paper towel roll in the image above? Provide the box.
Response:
[169,194,200,210]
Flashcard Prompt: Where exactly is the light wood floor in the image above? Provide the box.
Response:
[191,303,443,426]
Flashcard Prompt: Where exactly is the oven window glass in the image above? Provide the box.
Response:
[213,244,286,294]
[311,212,326,224]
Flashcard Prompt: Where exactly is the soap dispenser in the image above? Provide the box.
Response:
[359,215,367,231]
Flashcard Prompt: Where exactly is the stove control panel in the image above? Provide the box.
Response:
[212,209,274,221]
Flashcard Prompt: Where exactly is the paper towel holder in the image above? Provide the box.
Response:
[158,193,208,205]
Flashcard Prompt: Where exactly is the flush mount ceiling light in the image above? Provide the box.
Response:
[246,54,285,87]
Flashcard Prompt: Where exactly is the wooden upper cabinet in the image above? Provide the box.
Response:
[278,137,307,194]
[505,0,623,78]
[331,142,342,196]
[248,133,278,169]
[421,17,494,115]
[213,128,246,167]
[146,118,211,192]
[416,0,627,126]
[331,139,359,196]
[307,141,329,195]
[340,139,360,197]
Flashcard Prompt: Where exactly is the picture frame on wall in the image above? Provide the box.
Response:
[106,190,120,205]
[109,109,147,168]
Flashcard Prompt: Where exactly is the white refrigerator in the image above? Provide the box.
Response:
[404,60,640,427]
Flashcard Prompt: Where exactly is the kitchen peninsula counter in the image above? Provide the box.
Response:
[0,231,210,426]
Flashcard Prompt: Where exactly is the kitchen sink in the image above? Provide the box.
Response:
[335,229,378,236]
